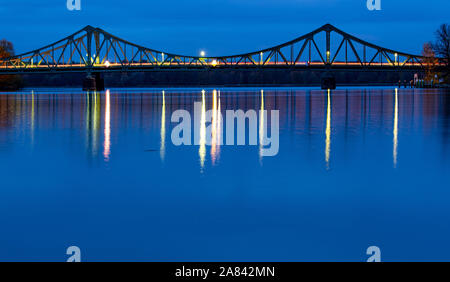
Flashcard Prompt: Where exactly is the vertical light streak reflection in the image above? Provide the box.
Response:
[259,89,265,163]
[160,90,166,162]
[103,89,111,161]
[325,89,331,169]
[86,91,90,149]
[31,90,35,147]
[93,91,100,154]
[211,89,219,165]
[217,91,221,159]
[85,91,100,156]
[85,91,91,151]
[393,88,399,168]
[199,90,206,170]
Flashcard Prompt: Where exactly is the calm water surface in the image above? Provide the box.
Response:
[0,87,449,261]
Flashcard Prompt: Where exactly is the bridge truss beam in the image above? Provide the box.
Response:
[0,24,442,74]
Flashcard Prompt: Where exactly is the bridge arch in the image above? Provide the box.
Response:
[0,24,435,73]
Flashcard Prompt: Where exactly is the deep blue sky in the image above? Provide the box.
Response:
[1,0,448,56]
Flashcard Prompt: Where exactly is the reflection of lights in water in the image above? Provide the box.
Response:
[31,90,35,146]
[199,90,206,169]
[325,89,331,169]
[160,90,166,162]
[85,91,100,155]
[93,92,100,154]
[86,91,90,145]
[218,91,221,158]
[393,88,399,168]
[103,89,111,161]
[211,90,221,165]
[211,90,217,164]
[259,90,265,162]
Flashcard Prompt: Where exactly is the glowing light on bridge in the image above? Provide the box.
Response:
[200,51,206,57]
[211,59,218,67]
[105,60,111,68]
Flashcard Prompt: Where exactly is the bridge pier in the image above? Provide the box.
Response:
[321,72,336,90]
[82,73,105,91]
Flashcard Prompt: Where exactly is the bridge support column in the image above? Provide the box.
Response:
[95,73,105,91]
[82,73,105,91]
[321,72,336,90]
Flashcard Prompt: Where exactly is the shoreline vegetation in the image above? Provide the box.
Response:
[1,24,449,91]
[0,39,23,91]
[420,23,450,88]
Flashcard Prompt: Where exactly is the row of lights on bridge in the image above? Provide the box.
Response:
[93,49,401,68]
[101,50,216,68]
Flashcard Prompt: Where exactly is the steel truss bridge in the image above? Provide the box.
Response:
[0,24,440,75]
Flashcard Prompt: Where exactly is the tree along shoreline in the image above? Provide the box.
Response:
[0,39,23,90]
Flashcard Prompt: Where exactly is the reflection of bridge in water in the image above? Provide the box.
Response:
[0,24,443,89]
[1,89,448,170]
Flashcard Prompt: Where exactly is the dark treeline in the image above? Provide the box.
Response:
[0,39,23,90]
[424,23,450,84]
